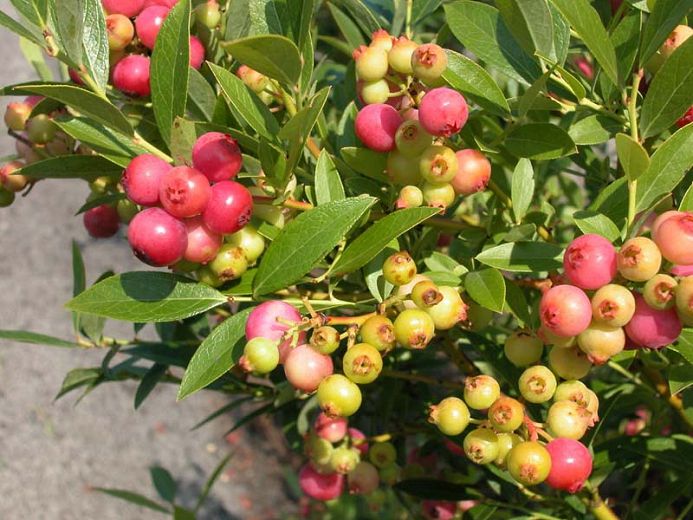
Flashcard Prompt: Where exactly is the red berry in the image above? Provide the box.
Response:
[545,438,592,493]
[283,344,334,392]
[122,154,172,206]
[183,216,221,264]
[135,6,169,50]
[192,132,243,182]
[159,166,211,218]
[102,0,144,17]
[451,149,491,195]
[354,104,403,153]
[314,412,348,443]
[676,106,693,128]
[106,14,135,51]
[127,207,187,266]
[112,54,151,96]
[83,204,120,238]
[540,285,592,337]
[298,464,344,501]
[202,180,252,234]
[189,35,205,69]
[245,301,306,363]
[653,211,693,265]
[143,0,178,7]
[563,234,617,290]
[573,56,594,80]
[624,293,682,349]
[418,87,468,138]
[670,264,693,276]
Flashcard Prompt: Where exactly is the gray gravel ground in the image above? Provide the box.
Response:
[0,4,295,518]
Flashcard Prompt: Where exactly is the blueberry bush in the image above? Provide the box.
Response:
[1,0,693,518]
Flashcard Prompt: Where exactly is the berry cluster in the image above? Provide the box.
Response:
[352,31,491,211]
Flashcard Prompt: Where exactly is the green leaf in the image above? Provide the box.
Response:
[680,184,693,211]
[55,0,84,67]
[0,329,78,348]
[640,37,693,139]
[134,363,168,410]
[572,210,621,242]
[616,133,650,181]
[549,2,570,64]
[208,63,280,141]
[0,10,43,44]
[169,117,197,166]
[669,364,693,395]
[550,0,619,85]
[518,70,551,117]
[636,124,693,212]
[253,197,376,295]
[194,452,234,512]
[93,488,170,514]
[315,150,345,205]
[511,158,535,223]
[17,155,121,181]
[600,10,642,101]
[177,307,254,400]
[2,83,132,136]
[66,272,227,322]
[505,280,532,325]
[673,329,693,364]
[340,147,387,181]
[19,37,54,81]
[442,50,510,115]
[187,68,216,122]
[81,0,109,91]
[151,0,190,146]
[75,193,125,215]
[222,35,301,88]
[505,123,576,160]
[333,207,440,275]
[191,397,254,431]
[395,479,470,501]
[56,367,102,399]
[150,466,177,503]
[496,0,554,58]
[444,0,540,84]
[327,3,365,50]
[639,0,693,67]
[476,241,564,272]
[329,0,381,36]
[464,269,506,313]
[568,114,623,145]
[590,178,628,227]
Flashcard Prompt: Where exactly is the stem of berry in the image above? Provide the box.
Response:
[405,0,413,39]
[626,71,643,230]
[326,313,376,326]
[584,482,620,520]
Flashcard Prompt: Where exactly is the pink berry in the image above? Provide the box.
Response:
[135,6,169,50]
[451,149,491,195]
[545,438,593,493]
[192,132,243,182]
[314,413,348,443]
[671,264,693,276]
[298,464,344,501]
[422,501,456,520]
[563,234,617,290]
[83,205,120,238]
[102,0,145,17]
[284,344,334,392]
[127,207,187,266]
[354,104,403,153]
[158,166,211,218]
[651,210,679,241]
[540,285,592,337]
[676,106,693,128]
[112,54,151,96]
[349,427,369,456]
[653,211,693,265]
[624,293,682,349]
[143,0,177,7]
[418,87,468,138]
[122,154,172,206]
[189,35,205,69]
[183,216,221,264]
[245,301,306,364]
[202,180,252,234]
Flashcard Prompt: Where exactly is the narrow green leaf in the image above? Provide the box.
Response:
[0,10,43,44]
[476,242,564,272]
[0,329,78,348]
[222,35,301,88]
[194,452,234,512]
[496,0,553,58]
[327,3,365,50]
[81,0,109,91]
[334,207,439,275]
[75,193,125,215]
[93,488,170,514]
[169,117,197,166]
[600,10,642,101]
[505,123,576,160]
[315,150,345,205]
[680,184,693,211]
[518,70,551,117]
[187,68,216,122]
[568,114,622,145]
[464,269,506,313]
[134,363,168,410]
[19,38,53,81]
[511,158,535,223]
[17,155,122,181]
[639,0,693,67]
[442,50,510,115]
[616,133,650,181]
[150,466,177,503]
[329,0,381,36]
[504,280,532,326]
[55,0,84,66]
[56,367,102,399]
[572,210,621,242]
[549,2,570,64]
[340,147,387,181]
[191,397,254,431]
[253,197,376,295]
[66,272,227,322]
[590,178,629,228]
[669,364,693,395]
[177,307,254,400]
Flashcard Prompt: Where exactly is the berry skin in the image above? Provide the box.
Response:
[676,276,693,326]
[236,65,269,94]
[548,346,592,380]
[540,285,592,338]
[451,149,491,195]
[644,274,678,310]
[539,326,576,348]
[411,44,448,84]
[239,337,279,374]
[396,185,424,209]
[0,187,15,207]
[617,236,662,282]
[463,428,499,464]
[284,344,334,392]
[382,251,416,286]
[676,106,693,128]
[202,180,253,235]
[418,87,468,138]
[192,132,243,182]
[671,264,693,276]
[653,211,693,265]
[348,461,380,495]
[304,432,334,468]
[518,365,557,403]
[545,438,592,493]
[26,114,56,144]
[298,463,344,501]
[395,120,433,158]
[127,207,187,266]
[183,217,221,264]
[226,224,264,263]
[245,301,305,363]
[208,244,247,281]
[189,36,205,69]
[195,265,221,287]
[386,151,421,185]
[354,104,403,153]
[563,234,617,290]
[102,0,144,17]
[504,330,543,367]
[310,326,341,355]
[624,293,682,349]
[411,280,443,308]
[388,36,418,74]
[369,442,397,469]
[506,441,551,486]
[554,380,590,406]
[359,315,396,352]
[343,343,383,385]
[425,286,467,330]
[393,309,435,349]
[117,198,138,223]
[419,145,458,184]
[135,6,169,50]
[4,101,32,131]
[159,166,211,218]
[0,161,28,192]
[428,397,470,436]
[314,412,348,443]
[83,205,120,238]
[330,445,360,474]
[422,181,455,209]
[488,397,525,432]
[112,55,151,96]
[195,0,221,28]
[647,25,693,73]
[494,432,523,467]
[317,374,362,417]
[349,428,369,455]
[359,79,391,105]
[651,210,679,240]
[464,375,501,410]
[106,14,134,51]
[354,45,389,82]
[547,400,591,440]
[122,154,171,206]
[591,284,636,327]
[577,322,625,365]
[370,29,393,52]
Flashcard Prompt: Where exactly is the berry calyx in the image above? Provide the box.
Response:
[422,181,455,209]
[382,251,416,286]
[591,284,636,327]
[202,180,253,235]
[317,374,363,417]
[83,204,120,238]
[284,344,334,392]
[463,428,499,464]
[393,309,435,349]
[464,375,501,410]
[617,236,662,282]
[395,120,433,158]
[359,315,396,352]
[643,274,678,310]
[451,149,491,195]
[158,166,211,218]
[343,343,383,384]
[554,380,592,408]
[310,326,341,355]
[563,234,617,290]
[192,132,243,183]
[504,330,543,367]
[518,365,557,403]
[418,87,468,137]
[506,441,551,486]
[540,285,592,338]
[354,104,403,152]
[411,280,443,308]
[488,396,524,432]
[545,438,593,493]
[239,337,279,374]
[127,207,187,266]
[419,144,459,184]
[428,396,470,436]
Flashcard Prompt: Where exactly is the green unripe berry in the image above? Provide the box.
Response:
[116,198,138,223]
[0,187,15,207]
[386,151,421,186]
[494,432,522,467]
[209,244,248,282]
[395,120,433,158]
[554,380,591,408]
[518,365,557,403]
[330,445,361,474]
[425,285,466,330]
[196,264,223,287]
[419,145,458,184]
[576,322,625,365]
[591,283,636,327]
[227,225,265,263]
[504,330,543,367]
[393,309,435,349]
[360,79,391,105]
[411,280,443,308]
[540,325,576,348]
[378,463,401,485]
[355,46,389,81]
[388,36,418,74]
[240,337,279,374]
[488,396,525,432]
[422,182,455,209]
[382,251,417,286]
[343,342,383,384]
[360,315,396,352]
[463,428,499,464]
[369,442,397,468]
[317,374,362,417]
[463,375,501,410]
[548,346,592,380]
[506,441,551,486]
[304,432,333,466]
[26,114,56,144]
[310,326,341,355]
[428,396,470,436]
[644,274,677,310]
[546,400,591,440]
[396,185,424,209]
[195,0,221,29]
[411,43,448,84]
